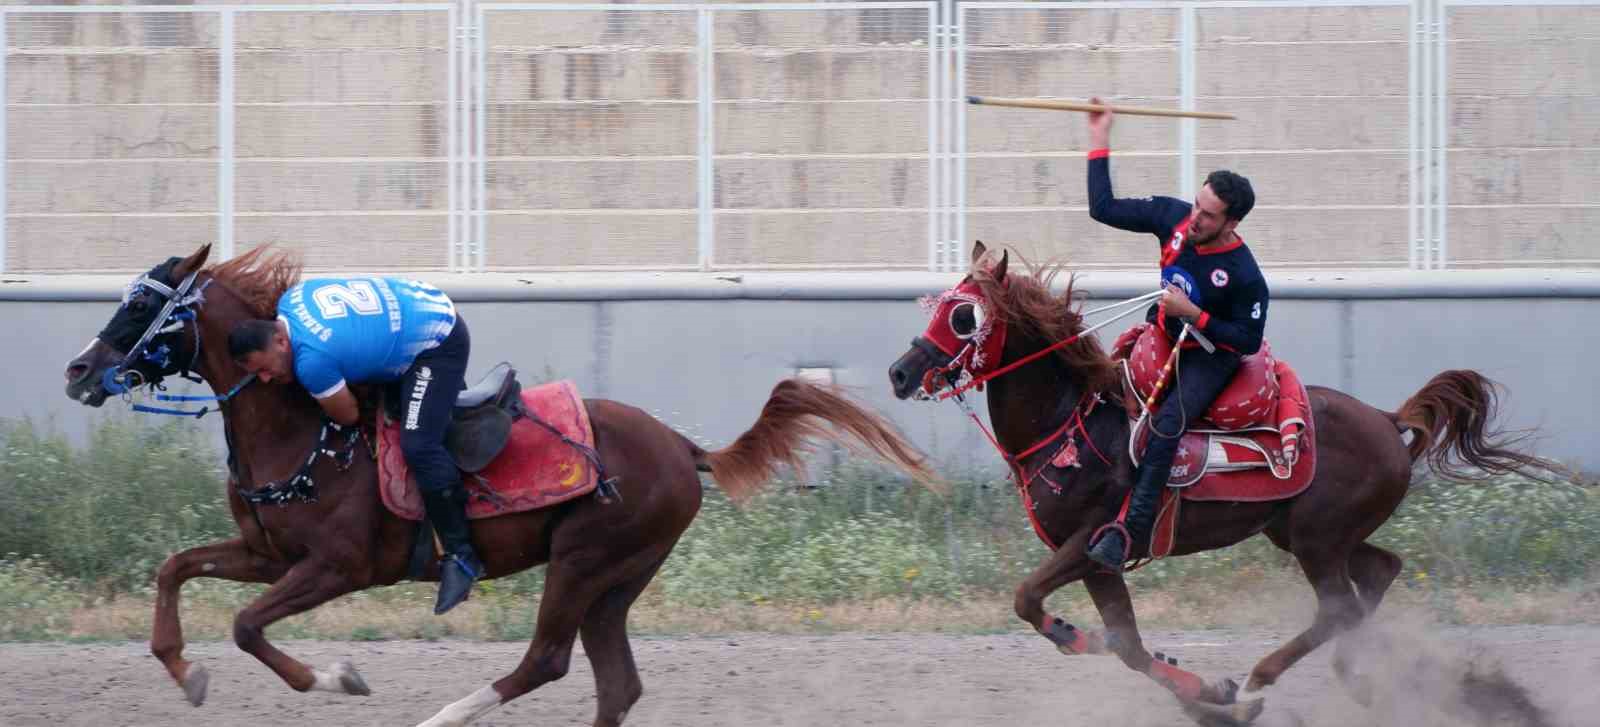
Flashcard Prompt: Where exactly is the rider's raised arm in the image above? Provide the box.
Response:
[1086,149,1193,241]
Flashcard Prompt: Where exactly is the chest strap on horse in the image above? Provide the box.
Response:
[236,420,364,506]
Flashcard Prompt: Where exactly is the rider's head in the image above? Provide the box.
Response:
[1187,170,1254,247]
[228,319,294,384]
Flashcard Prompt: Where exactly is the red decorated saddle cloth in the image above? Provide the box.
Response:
[378,380,600,521]
[1108,323,1320,560]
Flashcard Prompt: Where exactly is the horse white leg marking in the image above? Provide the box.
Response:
[415,685,503,727]
[310,661,370,696]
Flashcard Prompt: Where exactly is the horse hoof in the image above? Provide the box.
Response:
[1178,696,1264,727]
[181,664,210,707]
[335,661,372,696]
[1243,673,1272,693]
[1212,677,1240,705]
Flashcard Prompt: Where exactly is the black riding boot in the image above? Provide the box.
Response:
[421,488,484,615]
[1087,463,1167,573]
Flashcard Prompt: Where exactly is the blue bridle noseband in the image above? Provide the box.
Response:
[102,270,253,418]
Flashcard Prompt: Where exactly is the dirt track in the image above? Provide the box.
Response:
[3,624,1597,727]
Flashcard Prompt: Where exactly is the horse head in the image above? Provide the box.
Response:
[888,240,1012,401]
[63,244,214,408]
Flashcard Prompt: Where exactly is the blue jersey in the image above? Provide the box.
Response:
[276,277,457,399]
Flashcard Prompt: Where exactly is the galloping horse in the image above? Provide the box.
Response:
[887,242,1564,725]
[63,243,937,727]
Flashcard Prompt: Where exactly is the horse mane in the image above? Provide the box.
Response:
[970,250,1120,395]
[204,245,304,319]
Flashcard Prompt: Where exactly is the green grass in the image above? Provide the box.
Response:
[0,414,1596,641]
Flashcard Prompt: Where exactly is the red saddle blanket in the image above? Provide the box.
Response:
[1122,364,1318,562]
[378,380,599,521]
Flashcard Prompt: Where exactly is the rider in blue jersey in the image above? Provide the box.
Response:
[228,276,483,615]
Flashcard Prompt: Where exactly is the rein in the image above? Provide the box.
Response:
[103,272,255,418]
[926,290,1161,402]
[921,289,1165,549]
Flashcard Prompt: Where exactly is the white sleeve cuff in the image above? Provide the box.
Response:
[311,379,348,400]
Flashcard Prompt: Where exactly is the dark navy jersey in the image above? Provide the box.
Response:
[1087,150,1268,355]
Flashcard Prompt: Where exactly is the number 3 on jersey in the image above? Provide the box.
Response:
[1251,301,1263,320]
[313,281,383,319]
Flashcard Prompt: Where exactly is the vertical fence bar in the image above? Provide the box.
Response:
[0,11,8,274]
[1179,5,1196,201]
[954,1,967,270]
[460,2,475,272]
[448,2,459,271]
[927,2,939,271]
[1408,0,1419,269]
[474,0,487,271]
[1434,0,1447,268]
[454,4,467,272]
[696,8,715,270]
[1420,0,1434,269]
[934,0,947,269]
[218,9,236,261]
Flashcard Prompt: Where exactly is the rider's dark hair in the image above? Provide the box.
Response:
[1204,170,1255,221]
[228,319,280,361]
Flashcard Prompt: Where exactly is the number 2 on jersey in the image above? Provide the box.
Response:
[313,281,383,319]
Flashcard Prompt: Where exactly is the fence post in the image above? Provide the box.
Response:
[927,2,940,272]
[1,10,7,274]
[218,9,236,261]
[1433,0,1448,268]
[696,8,716,271]
[1179,5,1196,201]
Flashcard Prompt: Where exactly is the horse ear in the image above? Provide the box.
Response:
[174,243,212,278]
[970,240,988,267]
[993,249,1009,282]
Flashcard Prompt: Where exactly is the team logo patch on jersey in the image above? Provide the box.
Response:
[1211,269,1230,287]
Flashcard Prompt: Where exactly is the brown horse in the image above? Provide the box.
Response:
[887,242,1565,725]
[62,243,937,727]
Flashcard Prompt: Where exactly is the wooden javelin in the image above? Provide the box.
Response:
[967,96,1237,121]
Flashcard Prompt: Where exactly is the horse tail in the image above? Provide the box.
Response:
[1390,370,1569,483]
[689,379,943,503]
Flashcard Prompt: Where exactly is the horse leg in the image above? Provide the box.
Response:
[1245,543,1364,692]
[415,546,665,727]
[1347,541,1403,615]
[151,537,286,706]
[1329,541,1404,705]
[1082,572,1248,710]
[1013,528,1108,656]
[231,558,371,697]
[580,555,670,727]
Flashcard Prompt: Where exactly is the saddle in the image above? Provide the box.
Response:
[382,362,527,473]
[1110,322,1312,486]
[1097,323,1319,568]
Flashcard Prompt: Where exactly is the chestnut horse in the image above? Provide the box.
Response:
[63,244,937,727]
[887,242,1565,725]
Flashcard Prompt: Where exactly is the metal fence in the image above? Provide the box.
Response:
[1,0,1594,273]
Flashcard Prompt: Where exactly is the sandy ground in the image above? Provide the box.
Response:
[3,623,1598,727]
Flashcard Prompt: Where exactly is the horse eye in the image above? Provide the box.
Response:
[950,303,978,338]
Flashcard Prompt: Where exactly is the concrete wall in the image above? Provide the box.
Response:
[4,1,1596,272]
[6,269,1597,475]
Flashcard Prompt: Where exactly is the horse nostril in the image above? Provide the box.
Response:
[890,368,905,386]
[65,362,89,384]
